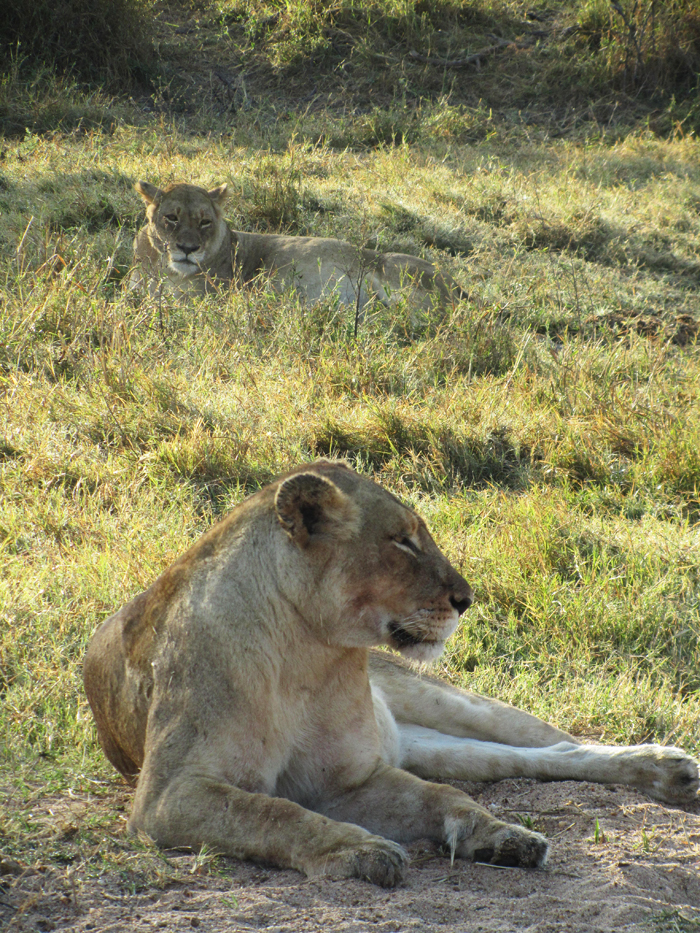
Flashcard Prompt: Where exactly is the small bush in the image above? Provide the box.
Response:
[0,0,155,88]
[579,0,700,92]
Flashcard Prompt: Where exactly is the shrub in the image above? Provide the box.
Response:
[579,0,700,92]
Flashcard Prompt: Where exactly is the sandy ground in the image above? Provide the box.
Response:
[3,778,700,933]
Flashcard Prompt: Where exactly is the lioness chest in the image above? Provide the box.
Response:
[151,641,385,807]
[272,697,384,806]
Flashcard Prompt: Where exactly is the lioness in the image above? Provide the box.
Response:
[84,461,698,886]
[130,181,464,307]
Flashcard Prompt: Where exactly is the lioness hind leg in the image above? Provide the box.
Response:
[322,765,548,869]
[130,773,408,887]
[396,726,699,805]
[369,651,574,747]
[369,655,699,804]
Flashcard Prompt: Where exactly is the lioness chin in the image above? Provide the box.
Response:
[84,461,698,887]
[130,181,465,308]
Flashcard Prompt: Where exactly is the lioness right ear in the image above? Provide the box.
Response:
[135,182,164,205]
[207,183,227,202]
[275,472,357,548]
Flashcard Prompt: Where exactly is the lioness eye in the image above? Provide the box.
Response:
[164,213,178,223]
[393,535,420,556]
[200,219,212,228]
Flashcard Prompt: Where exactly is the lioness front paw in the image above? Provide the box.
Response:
[472,826,549,868]
[449,816,548,869]
[311,835,409,887]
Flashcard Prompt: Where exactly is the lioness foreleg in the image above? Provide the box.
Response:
[321,764,548,868]
[130,773,408,886]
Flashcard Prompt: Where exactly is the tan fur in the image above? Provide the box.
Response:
[84,461,698,886]
[130,181,465,307]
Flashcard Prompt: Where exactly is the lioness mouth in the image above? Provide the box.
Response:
[389,622,428,649]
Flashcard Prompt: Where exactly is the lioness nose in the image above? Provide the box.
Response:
[178,242,198,256]
[450,591,473,615]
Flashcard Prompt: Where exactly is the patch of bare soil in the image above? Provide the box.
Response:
[3,779,700,933]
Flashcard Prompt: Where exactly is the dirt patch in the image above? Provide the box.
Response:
[3,778,700,933]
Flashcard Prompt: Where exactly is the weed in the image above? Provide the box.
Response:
[189,845,219,876]
[653,908,700,932]
[237,155,303,232]
[593,816,607,843]
[636,825,661,853]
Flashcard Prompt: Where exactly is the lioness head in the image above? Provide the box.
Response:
[135,181,228,278]
[273,462,473,662]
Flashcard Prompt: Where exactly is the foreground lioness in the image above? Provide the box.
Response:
[84,461,698,886]
[130,181,464,307]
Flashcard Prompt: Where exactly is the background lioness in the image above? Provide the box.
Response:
[84,461,698,887]
[131,181,465,307]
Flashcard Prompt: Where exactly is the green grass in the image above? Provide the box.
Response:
[1,0,699,873]
[1,0,156,89]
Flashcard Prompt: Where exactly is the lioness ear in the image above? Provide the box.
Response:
[135,182,164,205]
[208,184,227,203]
[275,472,357,548]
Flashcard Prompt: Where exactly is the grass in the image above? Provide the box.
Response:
[1,0,699,879]
[0,0,156,88]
